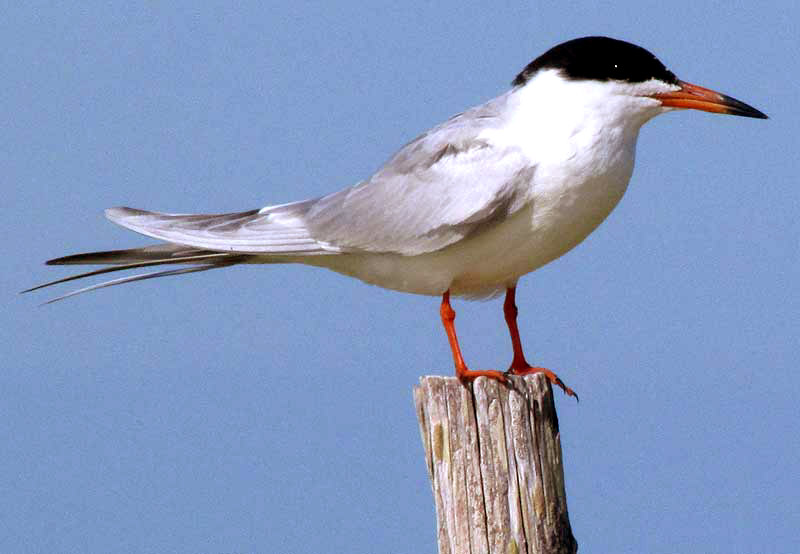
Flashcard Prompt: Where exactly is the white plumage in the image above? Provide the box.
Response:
[27,36,766,389]
[91,70,677,299]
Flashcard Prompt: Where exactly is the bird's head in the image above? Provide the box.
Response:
[512,36,767,125]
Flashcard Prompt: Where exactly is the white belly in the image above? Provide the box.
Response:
[313,168,631,298]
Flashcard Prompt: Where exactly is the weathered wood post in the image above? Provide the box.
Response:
[413,374,577,554]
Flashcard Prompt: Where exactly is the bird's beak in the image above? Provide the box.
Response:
[653,80,768,119]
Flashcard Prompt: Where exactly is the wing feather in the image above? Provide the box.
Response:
[100,92,530,257]
[105,204,331,254]
[303,95,533,255]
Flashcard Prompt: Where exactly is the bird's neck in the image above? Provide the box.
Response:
[490,77,647,185]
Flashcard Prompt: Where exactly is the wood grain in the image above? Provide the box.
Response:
[414,374,577,554]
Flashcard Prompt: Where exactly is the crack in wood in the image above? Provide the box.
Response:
[413,375,577,554]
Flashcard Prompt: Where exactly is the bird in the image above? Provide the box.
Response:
[26,36,767,399]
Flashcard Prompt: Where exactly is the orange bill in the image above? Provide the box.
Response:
[654,80,767,119]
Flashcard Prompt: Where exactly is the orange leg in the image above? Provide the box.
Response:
[440,290,507,383]
[503,286,578,400]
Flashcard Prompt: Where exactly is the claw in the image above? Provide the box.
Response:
[507,366,579,402]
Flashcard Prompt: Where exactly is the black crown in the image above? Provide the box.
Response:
[513,36,679,87]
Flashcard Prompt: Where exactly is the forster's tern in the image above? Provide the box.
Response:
[27,37,767,397]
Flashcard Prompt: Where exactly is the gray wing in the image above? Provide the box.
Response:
[105,205,330,254]
[303,100,533,255]
[105,95,532,257]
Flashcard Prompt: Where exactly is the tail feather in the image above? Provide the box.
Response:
[26,201,333,303]
[40,264,234,305]
[47,244,213,265]
[24,243,251,302]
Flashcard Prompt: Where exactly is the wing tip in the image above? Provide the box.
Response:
[105,206,138,222]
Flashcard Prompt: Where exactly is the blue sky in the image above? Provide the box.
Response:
[3,3,798,553]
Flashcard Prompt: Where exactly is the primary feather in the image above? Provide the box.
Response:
[102,97,526,258]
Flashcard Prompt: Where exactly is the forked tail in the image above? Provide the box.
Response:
[23,244,250,304]
[24,202,328,303]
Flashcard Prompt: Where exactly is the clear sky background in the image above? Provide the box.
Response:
[3,3,798,553]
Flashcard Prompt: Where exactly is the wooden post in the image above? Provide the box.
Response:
[413,374,577,554]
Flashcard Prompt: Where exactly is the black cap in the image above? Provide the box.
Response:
[513,36,679,87]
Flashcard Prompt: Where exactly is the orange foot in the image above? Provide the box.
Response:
[506,365,579,401]
[456,368,508,384]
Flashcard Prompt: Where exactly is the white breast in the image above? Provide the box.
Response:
[312,156,634,299]
[309,70,657,297]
